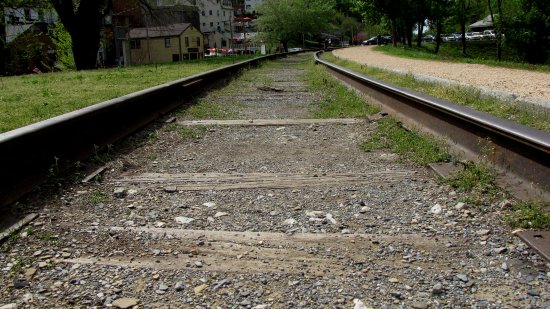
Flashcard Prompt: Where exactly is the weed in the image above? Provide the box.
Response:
[88,189,107,205]
[362,117,451,166]
[306,61,379,118]
[93,144,113,164]
[9,256,30,275]
[0,231,20,253]
[445,161,501,204]
[179,126,208,139]
[183,98,239,119]
[506,201,550,229]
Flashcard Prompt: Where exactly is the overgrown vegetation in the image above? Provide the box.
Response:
[306,61,379,118]
[361,117,451,165]
[321,52,550,133]
[0,56,256,133]
[506,201,550,228]
[445,161,501,204]
[178,126,208,139]
[48,22,75,70]
[181,97,240,119]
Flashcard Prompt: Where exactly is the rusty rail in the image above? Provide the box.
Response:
[0,53,295,208]
[315,51,550,201]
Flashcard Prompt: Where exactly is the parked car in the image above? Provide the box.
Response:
[483,30,496,40]
[422,35,435,42]
[465,32,483,40]
[361,36,391,45]
[443,33,459,42]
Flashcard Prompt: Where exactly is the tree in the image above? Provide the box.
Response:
[256,0,336,52]
[50,0,111,70]
[452,0,484,54]
[504,0,549,64]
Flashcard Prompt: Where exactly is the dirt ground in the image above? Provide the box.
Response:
[333,46,550,105]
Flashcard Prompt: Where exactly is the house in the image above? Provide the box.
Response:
[470,15,495,32]
[126,23,204,65]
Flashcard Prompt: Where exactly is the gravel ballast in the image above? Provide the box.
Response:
[1,54,548,308]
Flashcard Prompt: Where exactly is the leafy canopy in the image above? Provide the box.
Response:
[256,0,336,48]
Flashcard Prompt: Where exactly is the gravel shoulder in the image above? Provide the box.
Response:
[1,54,548,308]
[333,46,550,105]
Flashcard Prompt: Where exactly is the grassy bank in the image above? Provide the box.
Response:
[0,55,257,133]
[321,52,550,133]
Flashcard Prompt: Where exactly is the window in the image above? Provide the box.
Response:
[202,22,206,27]
[209,10,212,15]
[165,38,171,48]
[185,37,189,47]
[217,10,219,16]
[210,22,213,27]
[196,37,200,46]
[130,40,141,49]
[223,11,226,17]
[201,10,205,16]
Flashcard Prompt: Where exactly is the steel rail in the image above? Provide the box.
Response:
[315,51,550,200]
[0,53,295,208]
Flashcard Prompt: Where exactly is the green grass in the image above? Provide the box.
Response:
[305,61,379,118]
[178,126,208,139]
[446,161,496,192]
[181,97,240,119]
[362,117,451,166]
[506,201,550,229]
[87,189,107,205]
[322,52,550,133]
[374,43,550,72]
[0,55,257,133]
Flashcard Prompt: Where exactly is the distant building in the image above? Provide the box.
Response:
[470,15,495,32]
[3,7,57,43]
[126,23,204,65]
[244,0,263,14]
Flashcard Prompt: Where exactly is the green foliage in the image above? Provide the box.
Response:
[256,0,336,50]
[182,98,239,119]
[87,189,107,205]
[48,22,75,70]
[306,61,379,118]
[506,201,550,228]
[446,161,496,191]
[179,126,208,139]
[362,117,451,165]
[504,0,550,64]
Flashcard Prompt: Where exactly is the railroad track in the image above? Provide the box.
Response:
[1,53,549,307]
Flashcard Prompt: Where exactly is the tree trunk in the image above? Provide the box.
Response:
[496,0,503,61]
[434,21,442,54]
[487,0,501,61]
[51,0,107,70]
[461,23,467,54]
[0,18,5,75]
[417,21,423,47]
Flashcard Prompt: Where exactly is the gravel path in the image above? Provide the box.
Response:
[333,46,550,106]
[1,54,548,308]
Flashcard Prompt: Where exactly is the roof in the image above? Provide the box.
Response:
[470,15,495,29]
[128,23,194,39]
